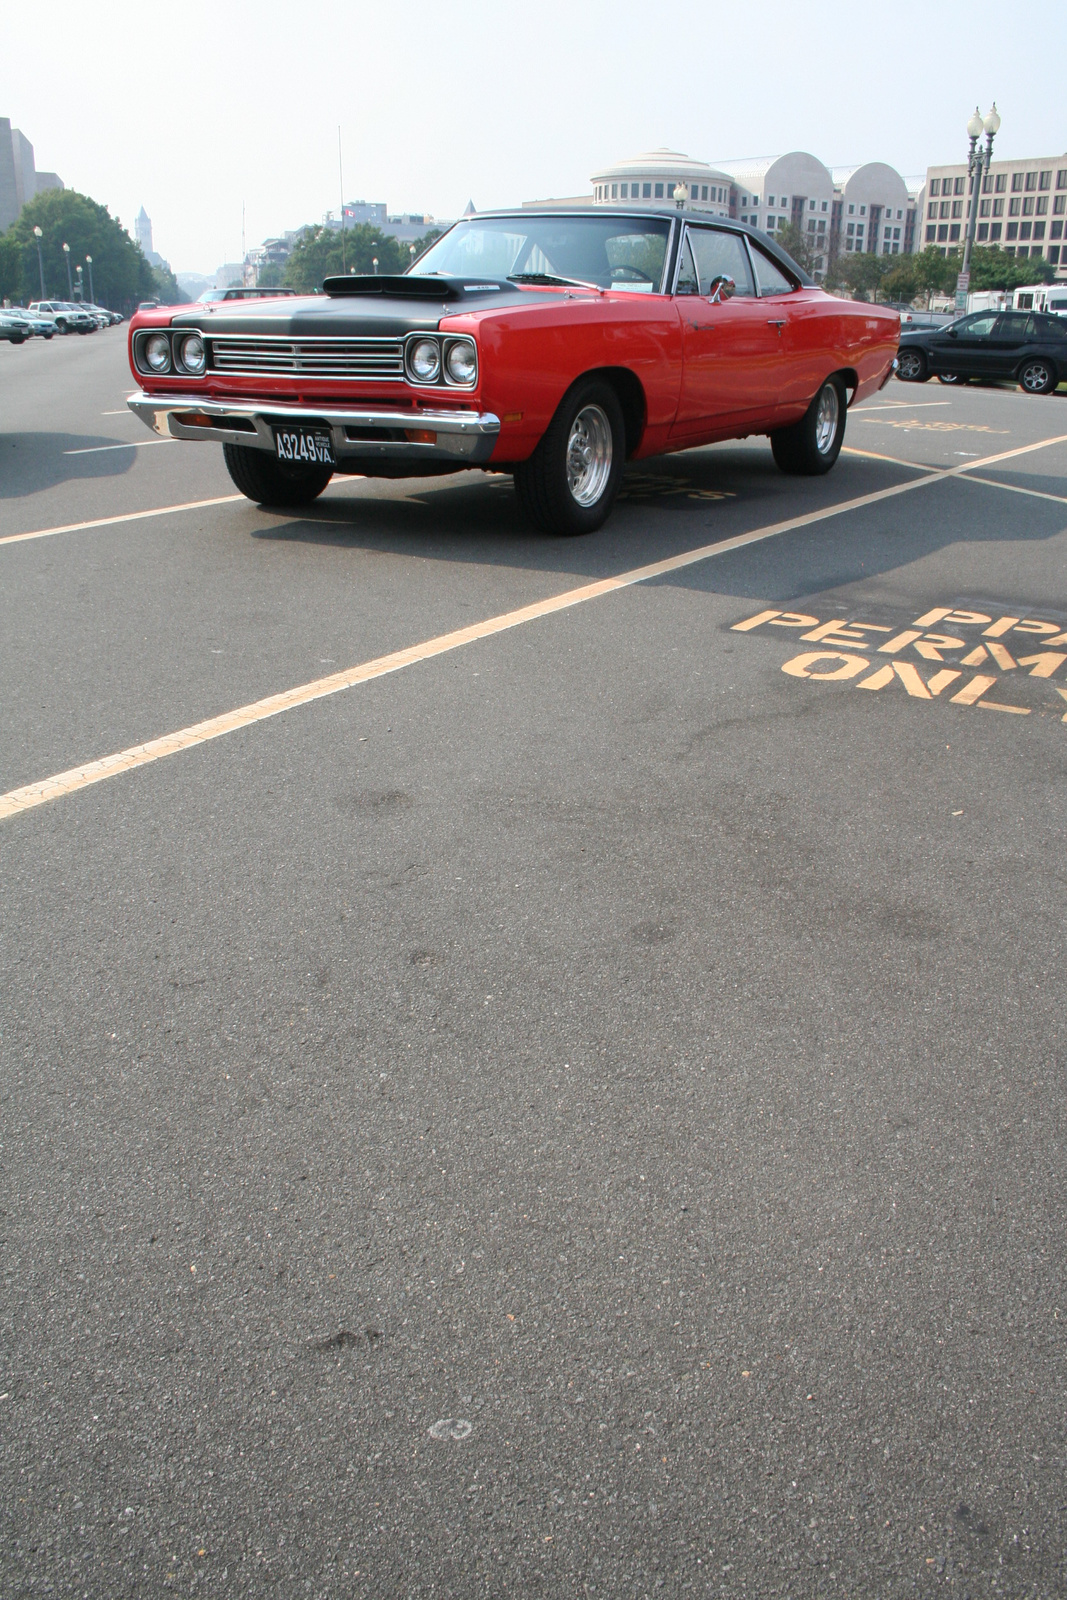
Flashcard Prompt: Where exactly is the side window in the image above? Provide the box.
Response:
[750,245,795,296]
[675,235,698,295]
[688,228,755,297]
[994,313,1032,340]
[961,314,998,338]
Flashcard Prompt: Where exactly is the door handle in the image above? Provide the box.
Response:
[767,319,785,330]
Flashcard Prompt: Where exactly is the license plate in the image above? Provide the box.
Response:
[274,427,335,466]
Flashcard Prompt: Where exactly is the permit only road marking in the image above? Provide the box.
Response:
[732,605,1067,722]
[2,429,1067,822]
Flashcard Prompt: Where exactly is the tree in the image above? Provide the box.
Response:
[282,222,409,291]
[966,245,1055,292]
[910,247,958,307]
[0,188,156,312]
[879,259,919,304]
[774,221,817,277]
[826,251,893,301]
[151,262,185,305]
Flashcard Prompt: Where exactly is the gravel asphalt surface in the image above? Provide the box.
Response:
[2,331,1066,1599]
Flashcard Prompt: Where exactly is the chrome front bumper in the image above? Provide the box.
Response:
[126,391,501,465]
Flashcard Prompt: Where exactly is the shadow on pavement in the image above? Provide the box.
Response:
[247,443,1067,605]
[0,432,138,499]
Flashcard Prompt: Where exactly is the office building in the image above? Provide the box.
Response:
[923,155,1067,276]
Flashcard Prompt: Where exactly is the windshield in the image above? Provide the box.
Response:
[412,214,674,293]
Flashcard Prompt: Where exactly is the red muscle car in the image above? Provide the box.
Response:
[127,209,898,536]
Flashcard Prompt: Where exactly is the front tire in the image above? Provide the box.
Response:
[222,443,333,507]
[937,372,962,385]
[896,348,928,382]
[770,375,847,476]
[1018,357,1057,396]
[513,379,624,535]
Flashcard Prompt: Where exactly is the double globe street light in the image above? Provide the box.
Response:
[33,224,45,297]
[62,240,73,298]
[958,103,1001,304]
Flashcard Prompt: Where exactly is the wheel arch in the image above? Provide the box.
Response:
[833,367,860,404]
[572,365,647,458]
[1015,354,1058,389]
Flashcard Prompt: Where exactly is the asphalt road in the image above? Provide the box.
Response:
[2,331,1066,1600]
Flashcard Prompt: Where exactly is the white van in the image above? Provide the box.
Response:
[1011,284,1067,315]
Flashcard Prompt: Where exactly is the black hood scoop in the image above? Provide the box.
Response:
[323,274,505,300]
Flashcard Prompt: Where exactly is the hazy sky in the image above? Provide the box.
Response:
[3,0,1064,274]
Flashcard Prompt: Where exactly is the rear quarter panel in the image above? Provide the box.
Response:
[780,293,898,419]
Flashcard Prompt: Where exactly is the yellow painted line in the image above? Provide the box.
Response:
[853,402,952,412]
[962,474,1067,507]
[841,447,938,472]
[0,495,245,548]
[64,438,175,455]
[4,430,1067,822]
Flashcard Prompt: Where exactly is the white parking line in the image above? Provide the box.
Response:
[853,402,952,412]
[3,429,1066,823]
[0,495,244,547]
[64,439,175,456]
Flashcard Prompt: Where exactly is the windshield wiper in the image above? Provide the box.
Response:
[508,272,602,293]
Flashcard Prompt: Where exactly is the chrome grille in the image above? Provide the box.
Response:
[208,335,406,380]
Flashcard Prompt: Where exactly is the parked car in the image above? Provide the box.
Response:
[897,309,1067,394]
[29,299,96,334]
[84,304,123,325]
[0,309,30,344]
[127,208,898,534]
[196,286,299,303]
[1,307,55,340]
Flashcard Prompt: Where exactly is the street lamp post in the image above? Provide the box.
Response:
[75,264,83,301]
[372,256,379,275]
[33,225,45,297]
[85,254,95,304]
[957,103,1000,310]
[409,243,416,271]
[62,241,73,298]
[673,183,687,212]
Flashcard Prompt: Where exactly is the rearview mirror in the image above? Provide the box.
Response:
[708,274,735,304]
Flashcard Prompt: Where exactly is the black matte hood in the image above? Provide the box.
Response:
[169,279,546,339]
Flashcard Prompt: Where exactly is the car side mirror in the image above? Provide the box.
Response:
[948,328,957,337]
[707,274,736,304]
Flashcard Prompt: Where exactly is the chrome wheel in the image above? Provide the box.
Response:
[814,383,839,455]
[897,349,925,381]
[566,404,613,506]
[1020,359,1054,394]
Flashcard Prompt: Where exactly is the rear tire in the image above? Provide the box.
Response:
[896,348,928,382]
[937,372,961,385]
[770,375,847,476]
[513,378,624,535]
[1018,357,1057,395]
[222,442,333,507]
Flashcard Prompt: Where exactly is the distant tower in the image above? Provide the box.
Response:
[463,198,477,216]
[135,206,153,256]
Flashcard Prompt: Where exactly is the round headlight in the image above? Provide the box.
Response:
[179,334,205,374]
[144,333,171,373]
[409,337,440,383]
[445,340,477,384]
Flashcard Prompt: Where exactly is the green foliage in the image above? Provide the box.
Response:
[255,261,287,288]
[152,262,185,305]
[879,259,919,303]
[825,251,893,301]
[281,224,445,291]
[966,245,1055,291]
[773,222,817,277]
[0,188,156,311]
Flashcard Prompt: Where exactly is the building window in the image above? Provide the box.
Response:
[1020,221,1032,239]
[980,198,991,217]
[937,224,948,241]
[995,173,1007,192]
[1025,171,1037,191]
[926,225,936,242]
[953,177,964,195]
[1053,220,1065,239]
[611,183,617,198]
[1055,195,1066,215]
[846,222,854,236]
[930,178,941,196]
[1058,170,1067,189]
[952,200,963,218]
[1022,196,1034,215]
[860,204,866,215]
[1040,170,1052,190]
[990,222,1002,241]
[993,198,1004,217]
[619,183,627,198]
[848,203,855,215]
[701,185,708,200]
[654,183,663,198]
[939,201,949,219]
[1007,221,1019,239]
[809,198,815,210]
[978,222,989,241]
[1051,246,1061,264]
[982,172,993,192]
[808,220,816,233]
[818,219,826,233]
[949,224,960,241]
[1009,197,1021,216]
[1036,195,1048,215]
[1012,172,1023,192]
[821,200,828,212]
[767,194,775,206]
[1035,221,1047,239]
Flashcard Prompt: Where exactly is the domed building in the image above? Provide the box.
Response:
[590,150,732,215]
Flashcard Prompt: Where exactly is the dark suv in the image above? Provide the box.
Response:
[897,309,1066,394]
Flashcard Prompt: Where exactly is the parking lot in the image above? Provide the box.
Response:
[2,331,1066,1598]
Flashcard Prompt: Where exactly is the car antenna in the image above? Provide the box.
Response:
[338,126,346,276]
